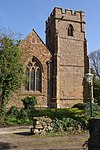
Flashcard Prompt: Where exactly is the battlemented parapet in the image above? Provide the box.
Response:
[46,7,85,30]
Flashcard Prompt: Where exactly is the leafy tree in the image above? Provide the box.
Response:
[0,36,23,114]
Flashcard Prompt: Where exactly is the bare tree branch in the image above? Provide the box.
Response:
[89,49,100,79]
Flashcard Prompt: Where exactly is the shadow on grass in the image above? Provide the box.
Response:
[14,132,32,136]
[0,142,18,149]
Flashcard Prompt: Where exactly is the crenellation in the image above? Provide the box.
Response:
[54,7,63,15]
[80,11,85,22]
[74,11,81,17]
[46,7,85,29]
[65,9,73,15]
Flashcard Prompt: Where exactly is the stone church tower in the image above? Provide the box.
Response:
[7,7,89,109]
[46,7,89,108]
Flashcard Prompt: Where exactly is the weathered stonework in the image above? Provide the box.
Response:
[46,7,89,107]
[31,116,82,135]
[31,116,53,135]
[7,7,89,109]
[7,29,51,109]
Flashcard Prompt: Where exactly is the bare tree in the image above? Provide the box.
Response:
[89,49,100,79]
[0,27,22,41]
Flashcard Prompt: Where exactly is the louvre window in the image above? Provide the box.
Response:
[68,24,73,36]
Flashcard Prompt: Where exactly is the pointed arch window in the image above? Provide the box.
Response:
[25,57,42,92]
[68,24,73,36]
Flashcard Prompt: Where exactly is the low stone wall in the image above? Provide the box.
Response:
[31,116,53,135]
[31,116,83,135]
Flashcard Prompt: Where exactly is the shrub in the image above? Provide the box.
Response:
[53,118,63,132]
[37,108,87,130]
[8,106,20,117]
[18,96,36,123]
[72,103,100,111]
[18,109,32,124]
[72,103,89,110]
[22,96,37,110]
[53,117,82,132]
[20,109,29,119]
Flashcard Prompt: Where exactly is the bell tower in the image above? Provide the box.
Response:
[46,7,89,108]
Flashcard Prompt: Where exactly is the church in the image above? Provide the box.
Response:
[7,7,89,109]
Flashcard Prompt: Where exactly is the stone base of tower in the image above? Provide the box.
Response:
[50,98,89,108]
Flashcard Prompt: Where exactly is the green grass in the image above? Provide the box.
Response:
[0,106,100,130]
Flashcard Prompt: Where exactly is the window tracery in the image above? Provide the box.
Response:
[25,57,42,92]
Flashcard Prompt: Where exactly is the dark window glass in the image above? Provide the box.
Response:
[36,69,41,91]
[68,24,73,36]
[30,68,35,91]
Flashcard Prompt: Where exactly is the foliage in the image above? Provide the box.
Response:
[19,109,34,123]
[72,103,89,110]
[53,117,80,132]
[0,36,23,114]
[33,108,84,119]
[93,78,100,104]
[0,96,37,126]
[0,114,5,126]
[22,96,37,110]
[33,108,89,129]
[0,109,32,126]
[3,114,31,125]
[19,96,37,122]
[8,106,20,116]
[72,102,100,111]
[91,69,100,104]
[0,106,100,130]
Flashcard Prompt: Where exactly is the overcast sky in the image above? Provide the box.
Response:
[0,0,100,53]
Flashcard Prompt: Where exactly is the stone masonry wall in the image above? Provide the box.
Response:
[7,29,51,109]
[46,7,89,108]
[31,116,53,135]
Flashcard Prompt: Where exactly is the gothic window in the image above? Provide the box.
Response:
[25,57,42,92]
[68,24,73,36]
